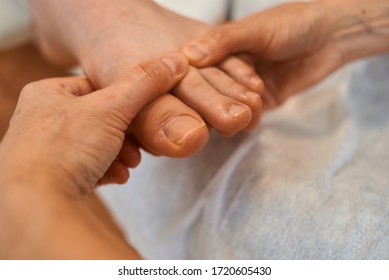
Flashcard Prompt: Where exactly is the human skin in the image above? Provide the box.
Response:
[28,0,264,157]
[0,53,188,259]
[183,0,389,107]
[0,43,127,245]
[0,44,66,139]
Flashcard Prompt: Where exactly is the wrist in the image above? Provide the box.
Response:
[0,143,80,198]
[0,183,63,259]
[0,181,138,259]
[318,0,389,62]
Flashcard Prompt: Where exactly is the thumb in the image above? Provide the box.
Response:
[182,22,255,67]
[93,52,188,122]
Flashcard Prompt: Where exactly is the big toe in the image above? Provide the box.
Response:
[130,94,209,158]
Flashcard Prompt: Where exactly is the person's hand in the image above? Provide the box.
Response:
[0,52,188,193]
[183,0,389,108]
[0,53,187,259]
[29,0,264,157]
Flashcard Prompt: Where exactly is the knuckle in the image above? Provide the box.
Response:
[21,80,54,97]
[21,81,39,95]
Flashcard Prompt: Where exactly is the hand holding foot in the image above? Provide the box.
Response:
[0,53,187,259]
[183,0,389,107]
[29,0,264,157]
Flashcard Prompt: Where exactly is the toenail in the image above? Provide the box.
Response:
[244,91,260,102]
[183,43,209,62]
[164,115,205,145]
[250,76,263,89]
[227,104,248,118]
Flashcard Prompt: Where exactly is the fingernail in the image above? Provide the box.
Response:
[161,53,187,75]
[228,104,248,118]
[244,91,260,102]
[164,115,205,145]
[183,43,209,61]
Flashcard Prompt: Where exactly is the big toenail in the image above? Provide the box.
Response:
[228,104,248,118]
[164,115,205,145]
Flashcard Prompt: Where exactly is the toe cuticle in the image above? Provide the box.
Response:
[227,104,248,118]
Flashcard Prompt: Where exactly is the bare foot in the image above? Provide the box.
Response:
[30,0,264,157]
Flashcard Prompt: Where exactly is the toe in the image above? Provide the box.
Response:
[174,67,252,135]
[200,67,263,118]
[130,94,209,158]
[218,56,264,94]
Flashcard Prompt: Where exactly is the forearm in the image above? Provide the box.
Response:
[0,180,141,259]
[0,145,139,259]
[0,134,140,260]
[320,0,389,62]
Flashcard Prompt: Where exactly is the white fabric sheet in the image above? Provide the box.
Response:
[0,0,32,50]
[100,54,389,259]
[154,0,228,25]
[99,0,389,259]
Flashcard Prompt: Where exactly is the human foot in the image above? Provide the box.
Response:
[30,0,263,157]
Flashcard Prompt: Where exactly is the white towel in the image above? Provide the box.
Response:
[154,0,228,25]
[0,0,32,50]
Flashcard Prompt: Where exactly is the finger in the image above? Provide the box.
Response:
[21,76,95,98]
[182,22,257,67]
[123,132,162,156]
[92,52,189,122]
[97,160,130,186]
[117,136,141,168]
